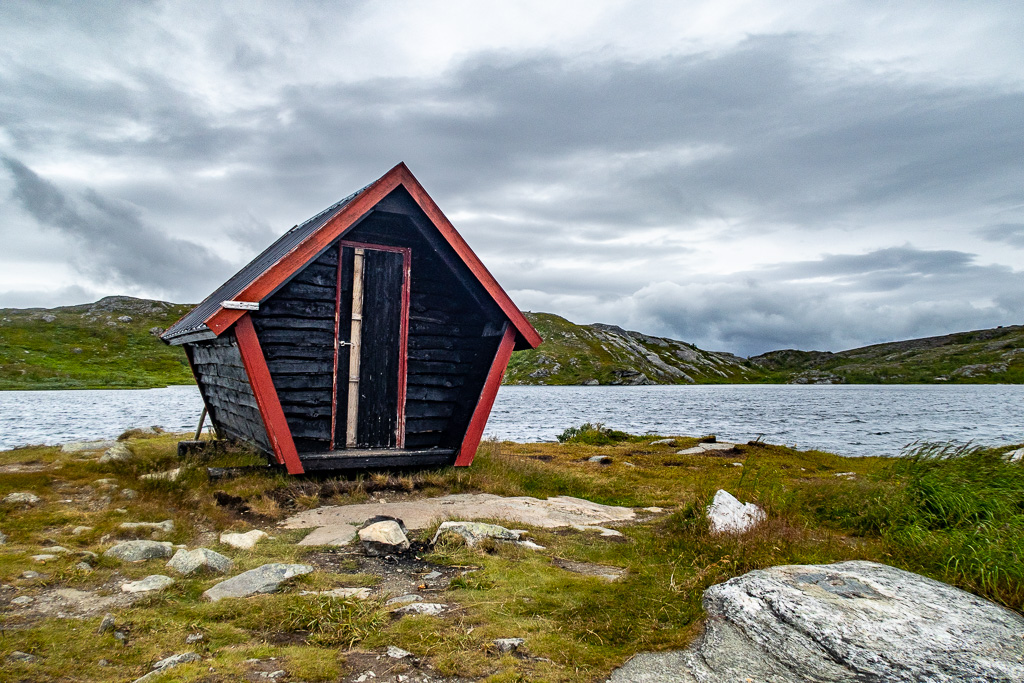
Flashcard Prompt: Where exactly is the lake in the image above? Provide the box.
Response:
[0,384,1021,457]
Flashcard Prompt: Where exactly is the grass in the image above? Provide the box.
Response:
[0,428,1022,681]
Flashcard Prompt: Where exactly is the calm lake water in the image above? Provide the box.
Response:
[0,384,1021,457]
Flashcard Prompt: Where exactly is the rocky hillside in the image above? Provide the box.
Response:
[505,313,762,385]
[0,297,194,389]
[750,325,1024,384]
[2,298,1021,388]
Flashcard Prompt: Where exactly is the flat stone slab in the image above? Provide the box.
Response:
[285,493,635,546]
[609,560,1024,683]
[203,563,314,602]
[122,575,174,593]
[676,442,738,455]
[553,558,627,582]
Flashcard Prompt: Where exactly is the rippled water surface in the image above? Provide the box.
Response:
[1,384,1021,457]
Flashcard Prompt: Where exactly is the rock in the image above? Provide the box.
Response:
[4,492,42,505]
[31,554,58,563]
[676,442,738,455]
[301,587,372,599]
[706,490,765,534]
[642,507,664,513]
[570,524,623,537]
[422,571,442,581]
[220,529,268,550]
[7,651,36,663]
[119,520,175,534]
[358,520,410,556]
[588,455,612,464]
[75,561,93,572]
[394,602,446,616]
[98,613,117,633]
[120,489,138,500]
[104,540,174,562]
[648,438,676,446]
[431,521,544,550]
[387,645,413,659]
[583,379,600,386]
[185,633,204,644]
[149,326,165,336]
[285,493,636,546]
[609,561,1024,683]
[71,525,94,535]
[61,440,116,453]
[0,531,6,544]
[132,652,202,682]
[386,594,422,606]
[552,557,627,582]
[41,545,70,554]
[99,443,133,463]
[12,595,33,605]
[140,468,181,481]
[92,478,118,490]
[203,563,314,602]
[493,638,525,653]
[167,547,234,576]
[1006,447,1023,463]
[121,575,175,593]
[21,570,41,579]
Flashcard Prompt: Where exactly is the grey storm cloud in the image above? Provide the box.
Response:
[978,224,1024,249]
[0,4,1022,356]
[619,246,1024,356]
[2,157,231,299]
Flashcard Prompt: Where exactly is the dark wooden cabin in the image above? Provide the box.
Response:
[162,163,542,473]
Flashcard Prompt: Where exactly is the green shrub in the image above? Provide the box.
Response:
[556,422,633,445]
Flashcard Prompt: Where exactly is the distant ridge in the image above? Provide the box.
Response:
[0,298,1021,388]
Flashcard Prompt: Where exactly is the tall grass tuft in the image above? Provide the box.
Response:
[866,442,1024,611]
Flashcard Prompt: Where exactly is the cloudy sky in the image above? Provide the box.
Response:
[1,1,1022,356]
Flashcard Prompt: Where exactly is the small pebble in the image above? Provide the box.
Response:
[21,571,41,580]
[186,633,204,644]
[98,613,116,634]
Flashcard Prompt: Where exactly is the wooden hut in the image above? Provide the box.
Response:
[162,163,541,473]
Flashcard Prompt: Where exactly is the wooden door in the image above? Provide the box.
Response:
[331,242,410,449]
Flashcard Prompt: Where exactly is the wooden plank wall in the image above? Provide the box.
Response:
[252,247,341,453]
[344,210,504,449]
[189,332,273,454]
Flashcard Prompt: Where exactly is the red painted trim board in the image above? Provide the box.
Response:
[455,323,516,467]
[235,314,305,474]
[202,163,541,350]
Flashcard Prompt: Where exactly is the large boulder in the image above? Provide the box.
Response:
[203,563,313,602]
[609,561,1024,682]
[706,489,765,534]
[104,540,174,562]
[358,520,410,556]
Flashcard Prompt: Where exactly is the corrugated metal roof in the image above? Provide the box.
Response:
[162,186,367,342]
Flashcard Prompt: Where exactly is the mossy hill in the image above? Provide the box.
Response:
[749,325,1024,384]
[506,313,759,385]
[1,298,1022,389]
[0,296,194,389]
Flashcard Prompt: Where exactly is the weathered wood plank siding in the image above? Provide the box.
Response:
[343,193,505,449]
[189,333,273,454]
[252,246,341,453]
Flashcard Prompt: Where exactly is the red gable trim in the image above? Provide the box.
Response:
[455,323,517,466]
[235,314,305,475]
[203,163,542,349]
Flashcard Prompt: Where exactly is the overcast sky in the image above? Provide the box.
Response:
[1,1,1022,356]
